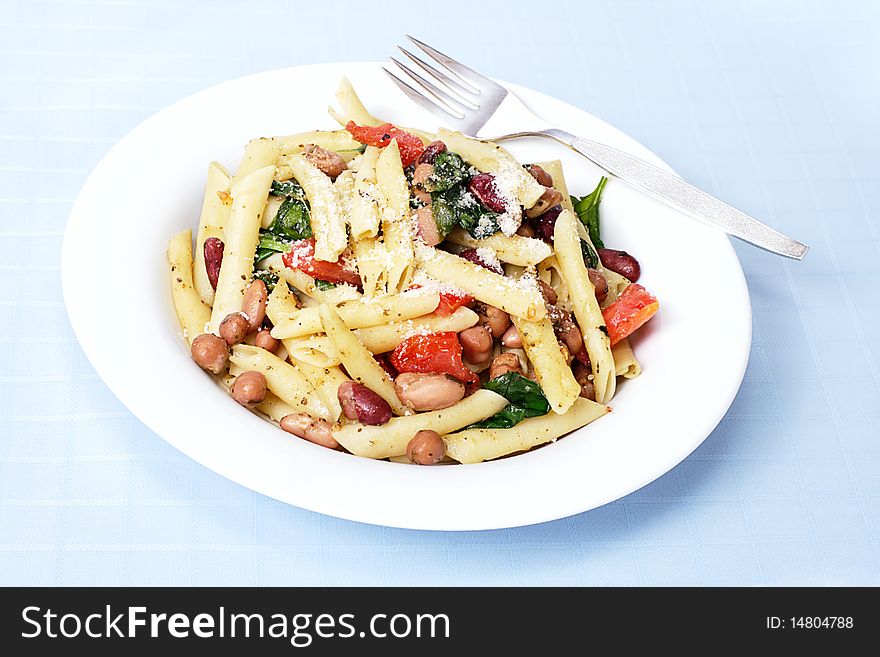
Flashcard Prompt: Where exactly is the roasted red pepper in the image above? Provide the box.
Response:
[408,284,474,317]
[390,331,478,385]
[345,121,424,167]
[281,238,362,288]
[601,283,659,346]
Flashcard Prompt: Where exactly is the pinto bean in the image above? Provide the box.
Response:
[337,381,392,425]
[500,323,522,348]
[190,333,229,374]
[280,413,339,449]
[394,373,465,412]
[418,140,447,165]
[303,143,347,179]
[598,248,641,283]
[230,370,267,407]
[536,279,557,306]
[559,341,574,365]
[588,268,609,303]
[473,302,510,338]
[203,237,224,291]
[242,279,267,332]
[548,306,584,356]
[525,163,553,187]
[572,360,596,401]
[406,430,445,465]
[489,352,523,379]
[254,327,280,353]
[412,163,433,188]
[468,173,506,213]
[525,187,564,219]
[415,205,441,246]
[219,312,249,346]
[459,325,493,364]
[413,187,432,206]
[516,221,537,238]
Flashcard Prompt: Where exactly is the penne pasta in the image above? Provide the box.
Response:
[273,129,362,156]
[285,153,348,262]
[260,253,361,304]
[229,345,332,421]
[167,229,211,345]
[207,164,275,333]
[193,161,232,305]
[319,305,407,415]
[333,390,508,459]
[612,338,641,379]
[443,398,610,464]
[553,209,616,404]
[511,316,581,414]
[445,228,552,267]
[233,138,280,183]
[415,247,546,321]
[354,307,479,354]
[376,140,414,293]
[349,145,382,239]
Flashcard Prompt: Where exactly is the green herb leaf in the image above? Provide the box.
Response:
[252,269,278,292]
[468,372,551,429]
[272,198,312,241]
[270,179,305,199]
[314,279,336,291]
[424,151,470,193]
[580,238,599,269]
[254,232,292,264]
[573,176,608,249]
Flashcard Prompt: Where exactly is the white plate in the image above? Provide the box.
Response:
[62,62,750,530]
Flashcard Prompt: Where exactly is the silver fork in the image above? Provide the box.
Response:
[385,36,808,260]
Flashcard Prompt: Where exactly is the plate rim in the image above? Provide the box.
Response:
[62,61,752,530]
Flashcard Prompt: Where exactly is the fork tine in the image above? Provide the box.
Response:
[396,45,480,100]
[405,35,494,94]
[382,67,466,123]
[390,56,478,112]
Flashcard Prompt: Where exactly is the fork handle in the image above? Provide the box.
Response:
[540,128,809,260]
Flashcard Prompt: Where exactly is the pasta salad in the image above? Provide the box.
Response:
[167,78,659,465]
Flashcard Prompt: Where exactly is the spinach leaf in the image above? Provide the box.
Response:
[573,176,608,249]
[469,372,551,429]
[432,184,499,240]
[425,151,470,193]
[255,232,293,264]
[314,279,336,291]
[580,238,599,269]
[270,179,305,199]
[272,197,312,241]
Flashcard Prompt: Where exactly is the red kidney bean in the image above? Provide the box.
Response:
[204,237,224,291]
[525,187,564,219]
[374,353,397,379]
[572,361,596,401]
[458,248,504,275]
[598,248,641,282]
[535,204,563,242]
[536,279,557,306]
[418,140,447,165]
[468,173,506,213]
[337,381,392,425]
[525,164,553,187]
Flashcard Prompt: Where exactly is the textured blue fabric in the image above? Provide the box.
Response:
[1,0,878,585]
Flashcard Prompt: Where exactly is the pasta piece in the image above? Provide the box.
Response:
[256,392,298,423]
[511,316,580,414]
[415,247,546,321]
[260,253,361,304]
[612,338,641,379]
[207,164,275,333]
[553,209,616,404]
[445,228,552,267]
[273,129,362,156]
[354,307,479,354]
[285,153,347,262]
[229,345,332,421]
[260,193,284,229]
[350,237,386,298]
[443,398,610,464]
[167,229,211,345]
[333,390,508,459]
[193,161,231,305]
[270,292,440,340]
[603,269,631,307]
[349,145,382,239]
[438,128,545,211]
[329,76,383,127]
[233,138,280,183]
[284,335,341,368]
[376,140,414,293]
[319,304,407,415]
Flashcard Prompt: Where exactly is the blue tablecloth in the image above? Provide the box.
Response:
[1,0,878,586]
